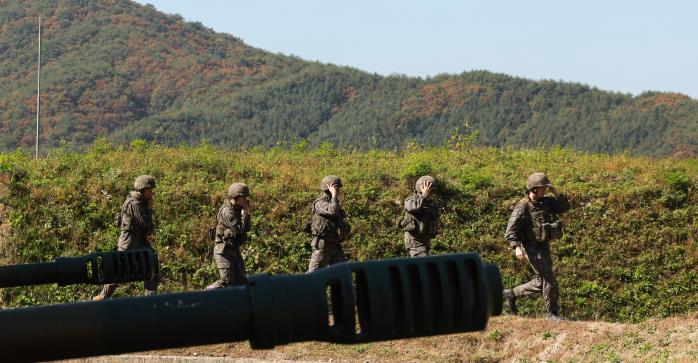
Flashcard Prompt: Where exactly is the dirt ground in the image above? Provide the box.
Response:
[65,312,696,362]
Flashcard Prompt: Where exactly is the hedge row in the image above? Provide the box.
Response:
[0,140,696,322]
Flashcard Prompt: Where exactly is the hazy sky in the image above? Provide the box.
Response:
[134,0,698,99]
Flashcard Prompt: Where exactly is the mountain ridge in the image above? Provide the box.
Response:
[1,0,697,156]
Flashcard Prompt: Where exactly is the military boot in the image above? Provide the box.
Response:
[546,312,563,321]
[503,289,517,314]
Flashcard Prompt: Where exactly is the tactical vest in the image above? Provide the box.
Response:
[214,204,247,246]
[526,200,564,242]
[115,193,152,250]
[399,198,440,238]
[309,196,350,241]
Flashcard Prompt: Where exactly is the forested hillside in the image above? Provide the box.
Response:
[1,0,698,156]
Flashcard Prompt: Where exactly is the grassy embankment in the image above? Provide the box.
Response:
[0,140,696,323]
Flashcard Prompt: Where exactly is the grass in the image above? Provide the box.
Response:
[141,314,698,362]
[0,140,696,322]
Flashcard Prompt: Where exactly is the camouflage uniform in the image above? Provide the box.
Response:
[206,184,251,289]
[402,176,441,257]
[96,176,159,299]
[307,176,350,273]
[505,186,570,316]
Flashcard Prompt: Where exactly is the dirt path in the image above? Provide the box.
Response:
[63,312,697,362]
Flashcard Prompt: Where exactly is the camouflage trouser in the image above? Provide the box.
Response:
[96,246,159,299]
[205,252,248,289]
[404,232,429,257]
[513,242,559,314]
[307,238,346,273]
[98,278,158,299]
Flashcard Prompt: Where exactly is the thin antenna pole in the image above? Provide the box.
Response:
[35,15,41,159]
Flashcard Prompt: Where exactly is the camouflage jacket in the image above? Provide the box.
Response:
[214,202,251,255]
[505,194,570,249]
[310,193,350,243]
[117,191,154,250]
[403,194,441,240]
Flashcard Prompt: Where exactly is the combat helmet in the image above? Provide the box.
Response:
[227,183,250,198]
[320,175,343,191]
[415,175,437,193]
[526,173,551,191]
[134,175,156,190]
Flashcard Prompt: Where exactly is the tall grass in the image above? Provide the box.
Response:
[0,140,696,322]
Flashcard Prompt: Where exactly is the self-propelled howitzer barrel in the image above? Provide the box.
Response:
[0,249,158,288]
[0,253,502,362]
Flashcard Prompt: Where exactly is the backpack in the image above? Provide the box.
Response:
[397,211,419,233]
[208,205,227,242]
[303,221,313,236]
[114,212,122,229]
[208,225,216,242]
[305,196,350,241]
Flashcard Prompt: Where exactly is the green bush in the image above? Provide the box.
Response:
[401,157,432,180]
[460,166,493,191]
[0,144,696,322]
[664,169,691,191]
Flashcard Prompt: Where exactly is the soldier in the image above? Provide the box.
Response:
[400,175,441,257]
[205,183,252,289]
[93,175,159,300]
[307,175,351,273]
[503,172,570,320]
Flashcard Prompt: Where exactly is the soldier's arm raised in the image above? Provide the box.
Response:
[314,198,340,218]
[548,193,571,214]
[220,208,246,237]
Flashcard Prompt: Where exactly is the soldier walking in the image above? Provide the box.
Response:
[93,175,159,300]
[400,175,441,257]
[503,172,570,320]
[307,175,351,273]
[205,183,252,289]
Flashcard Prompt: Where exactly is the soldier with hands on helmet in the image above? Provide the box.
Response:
[400,175,441,257]
[93,175,159,300]
[503,172,570,320]
[306,175,351,273]
[205,183,252,289]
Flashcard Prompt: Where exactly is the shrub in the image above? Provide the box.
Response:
[0,144,695,322]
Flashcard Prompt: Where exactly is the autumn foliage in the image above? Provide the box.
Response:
[1,0,697,157]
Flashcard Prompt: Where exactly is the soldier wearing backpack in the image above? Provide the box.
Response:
[205,183,251,289]
[503,172,570,320]
[93,175,159,300]
[306,175,351,273]
[400,175,441,257]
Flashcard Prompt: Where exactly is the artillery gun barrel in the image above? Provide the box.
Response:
[0,249,158,288]
[0,253,502,362]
